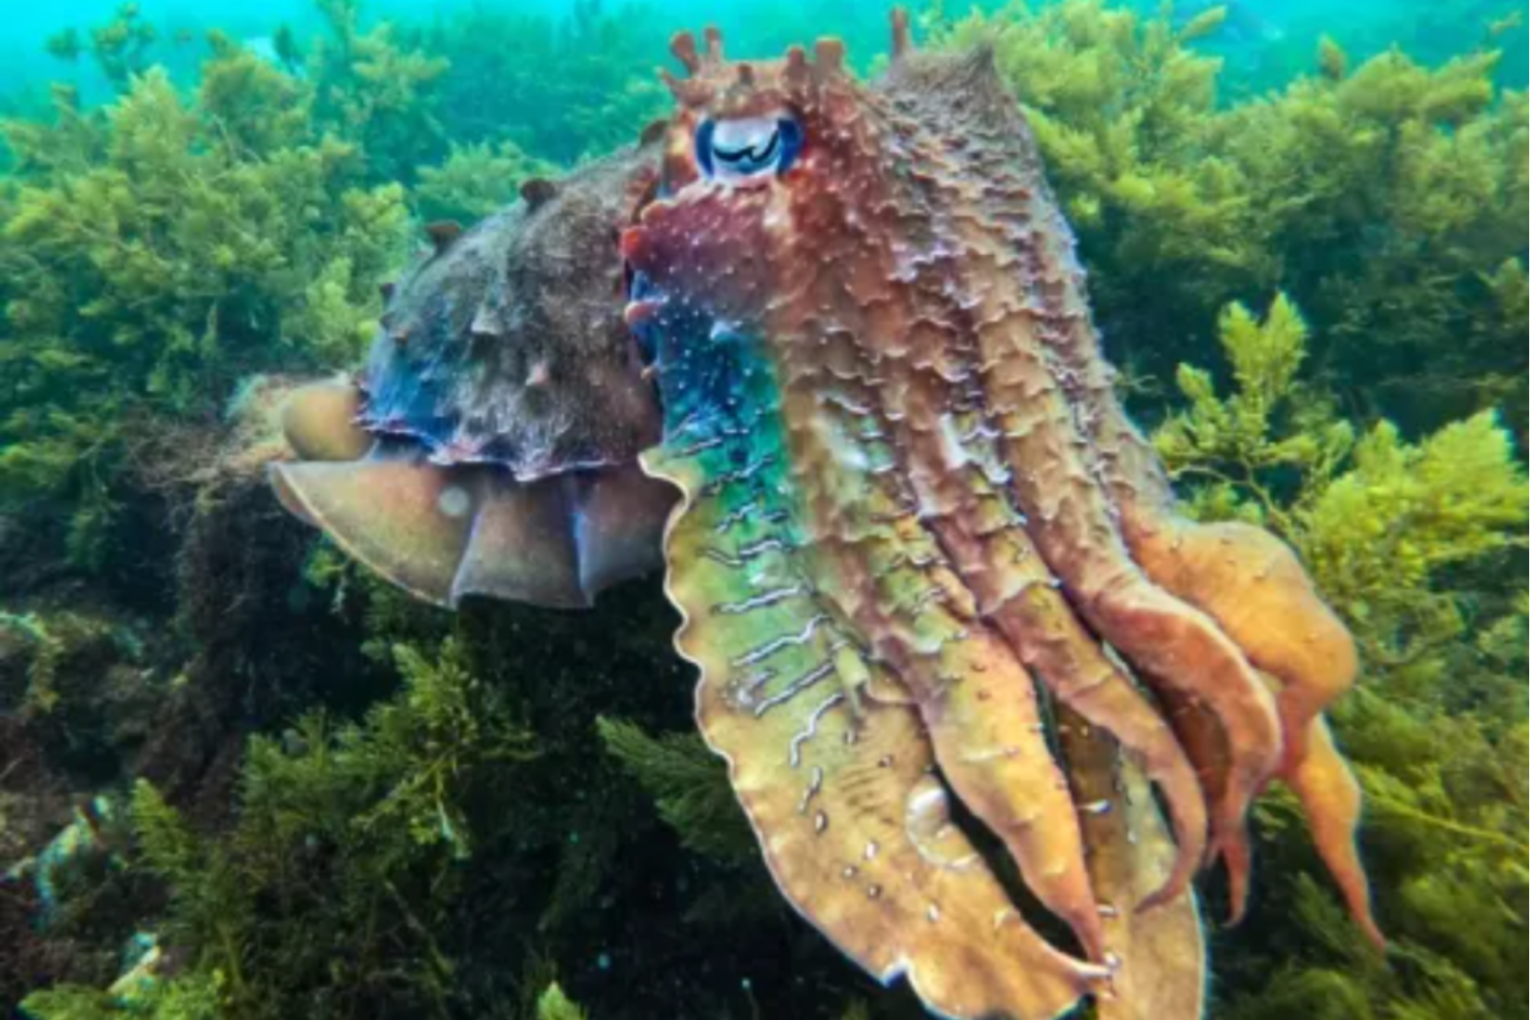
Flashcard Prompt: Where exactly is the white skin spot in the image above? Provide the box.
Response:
[437,485,471,519]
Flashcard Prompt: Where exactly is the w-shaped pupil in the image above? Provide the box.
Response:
[715,130,780,166]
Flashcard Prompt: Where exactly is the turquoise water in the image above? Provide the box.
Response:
[2,0,1525,100]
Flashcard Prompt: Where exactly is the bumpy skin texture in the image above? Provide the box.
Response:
[271,143,677,609]
[626,19,1379,1020]
[362,153,664,478]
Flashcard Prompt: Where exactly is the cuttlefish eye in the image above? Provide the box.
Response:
[696,114,802,183]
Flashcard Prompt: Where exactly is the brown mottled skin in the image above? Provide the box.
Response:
[271,13,1379,1020]
[361,149,664,478]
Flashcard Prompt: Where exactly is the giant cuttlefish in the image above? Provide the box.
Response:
[271,14,1380,1019]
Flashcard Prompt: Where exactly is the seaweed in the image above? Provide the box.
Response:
[0,35,409,574]
[596,717,753,862]
[414,141,557,226]
[1154,293,1527,695]
[21,637,537,1020]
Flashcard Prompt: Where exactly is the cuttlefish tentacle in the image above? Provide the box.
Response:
[630,196,1111,963]
[1058,704,1207,1020]
[814,191,1210,913]
[633,33,1215,924]
[1006,179,1360,773]
[620,14,1380,1017]
[1283,715,1383,949]
[796,452,1110,962]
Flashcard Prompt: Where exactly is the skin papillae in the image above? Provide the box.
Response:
[270,14,1380,1020]
[622,13,1381,1019]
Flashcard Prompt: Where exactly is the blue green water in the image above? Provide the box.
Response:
[2,0,1525,102]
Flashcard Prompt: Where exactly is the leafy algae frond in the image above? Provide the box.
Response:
[596,717,753,862]
[936,0,1527,431]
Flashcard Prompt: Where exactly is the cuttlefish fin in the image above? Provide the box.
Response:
[1059,705,1207,1020]
[449,472,585,607]
[451,465,676,608]
[572,465,681,597]
[269,457,477,606]
[279,379,371,463]
[269,456,671,609]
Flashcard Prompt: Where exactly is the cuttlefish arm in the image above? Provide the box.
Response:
[1058,705,1206,1019]
[642,425,1111,1020]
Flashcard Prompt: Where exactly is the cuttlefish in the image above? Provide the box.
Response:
[271,15,1380,1019]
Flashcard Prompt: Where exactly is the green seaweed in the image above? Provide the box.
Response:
[533,983,589,1020]
[1153,292,1527,695]
[304,0,451,187]
[596,717,753,862]
[0,43,409,570]
[415,141,558,226]
[21,637,536,1020]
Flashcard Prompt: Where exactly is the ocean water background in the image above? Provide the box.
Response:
[2,0,1526,102]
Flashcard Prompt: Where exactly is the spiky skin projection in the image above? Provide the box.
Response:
[625,17,1378,1020]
